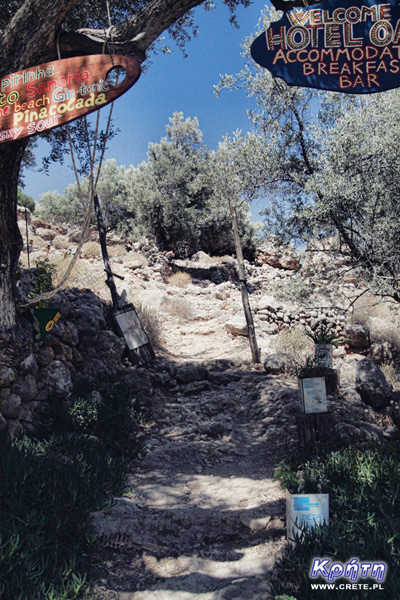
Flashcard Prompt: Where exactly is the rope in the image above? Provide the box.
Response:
[19,9,117,309]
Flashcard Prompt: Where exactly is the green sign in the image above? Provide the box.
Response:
[28,308,62,341]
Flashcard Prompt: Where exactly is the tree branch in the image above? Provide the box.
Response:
[0,0,80,74]
[1,0,214,73]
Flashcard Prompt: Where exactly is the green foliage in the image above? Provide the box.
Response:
[219,7,400,302]
[30,258,57,307]
[39,187,84,226]
[304,324,346,346]
[272,274,313,306]
[271,443,400,599]
[123,113,257,258]
[292,355,322,379]
[273,461,300,494]
[0,379,139,600]
[17,189,35,213]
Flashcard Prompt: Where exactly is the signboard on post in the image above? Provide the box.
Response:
[0,54,141,143]
[251,0,400,93]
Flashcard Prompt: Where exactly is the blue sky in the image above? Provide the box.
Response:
[23,1,265,211]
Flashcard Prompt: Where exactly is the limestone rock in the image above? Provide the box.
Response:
[355,358,392,409]
[264,353,288,375]
[0,367,16,387]
[345,322,371,349]
[35,227,56,241]
[0,394,22,418]
[18,353,38,375]
[12,374,37,402]
[126,260,143,270]
[225,315,248,336]
[39,360,73,398]
[256,238,300,270]
[191,251,212,263]
[257,295,282,313]
[369,341,393,365]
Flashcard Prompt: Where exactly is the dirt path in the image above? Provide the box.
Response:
[90,360,300,600]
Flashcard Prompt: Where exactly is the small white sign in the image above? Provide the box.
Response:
[298,377,328,414]
[286,492,329,544]
[315,344,333,368]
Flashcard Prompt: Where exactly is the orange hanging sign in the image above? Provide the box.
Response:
[0,54,141,143]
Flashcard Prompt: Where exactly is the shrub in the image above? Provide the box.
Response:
[136,303,164,348]
[53,236,70,250]
[80,241,101,259]
[108,244,127,258]
[126,251,149,267]
[167,271,192,288]
[163,297,195,321]
[18,189,36,213]
[0,379,140,600]
[273,327,314,374]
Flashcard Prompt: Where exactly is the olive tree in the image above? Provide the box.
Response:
[0,0,251,360]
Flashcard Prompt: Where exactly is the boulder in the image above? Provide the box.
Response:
[369,341,393,365]
[126,260,143,270]
[0,394,22,419]
[345,322,371,349]
[73,305,105,343]
[39,360,73,399]
[225,315,248,336]
[34,227,56,241]
[12,374,37,402]
[257,295,282,313]
[48,291,72,317]
[355,358,393,409]
[18,353,38,376]
[264,353,288,374]
[191,251,212,263]
[256,238,300,270]
[96,330,126,365]
[0,367,16,387]
[176,364,208,383]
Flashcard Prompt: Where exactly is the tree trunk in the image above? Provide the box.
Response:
[0,141,27,332]
[228,191,260,364]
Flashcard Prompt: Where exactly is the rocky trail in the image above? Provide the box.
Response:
[90,359,301,600]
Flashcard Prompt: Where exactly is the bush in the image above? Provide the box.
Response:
[80,241,101,259]
[163,297,195,321]
[18,189,36,213]
[0,379,140,600]
[136,303,164,348]
[273,327,314,374]
[271,442,400,599]
[167,271,192,288]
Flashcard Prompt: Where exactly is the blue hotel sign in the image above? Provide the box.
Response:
[251,0,400,93]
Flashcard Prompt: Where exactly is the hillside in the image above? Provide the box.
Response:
[2,206,399,599]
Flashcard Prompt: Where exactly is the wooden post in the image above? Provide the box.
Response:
[94,193,120,309]
[296,413,334,448]
[25,208,30,270]
[228,190,260,364]
[94,193,155,365]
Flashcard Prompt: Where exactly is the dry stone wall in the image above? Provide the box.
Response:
[0,289,135,438]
